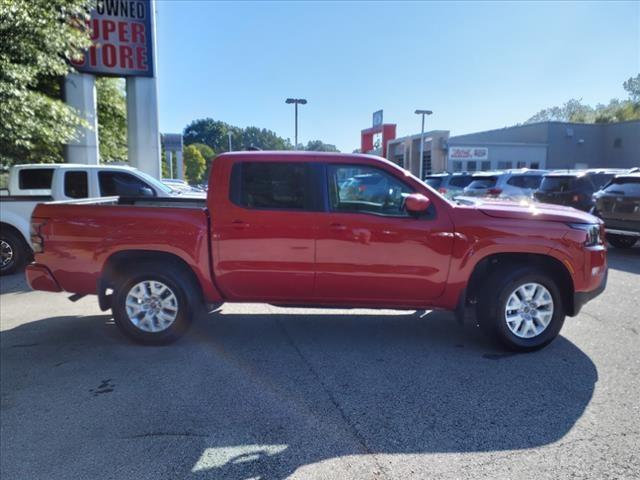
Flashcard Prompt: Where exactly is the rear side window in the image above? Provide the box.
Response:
[233,162,310,210]
[64,171,88,198]
[19,169,54,189]
[99,171,155,196]
[603,177,640,195]
[467,176,497,189]
[425,177,443,189]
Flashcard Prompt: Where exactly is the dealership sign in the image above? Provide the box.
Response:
[448,146,489,161]
[71,0,154,77]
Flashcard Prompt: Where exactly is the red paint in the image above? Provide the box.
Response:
[27,152,607,314]
[361,124,396,157]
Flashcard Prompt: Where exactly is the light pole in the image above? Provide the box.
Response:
[286,98,307,150]
[227,132,233,152]
[415,109,433,179]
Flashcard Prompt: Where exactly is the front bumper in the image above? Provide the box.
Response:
[573,268,607,316]
[25,263,62,292]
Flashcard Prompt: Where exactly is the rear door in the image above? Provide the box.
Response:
[315,164,454,306]
[214,160,322,301]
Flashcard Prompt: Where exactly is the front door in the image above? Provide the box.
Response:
[215,161,321,301]
[315,164,454,306]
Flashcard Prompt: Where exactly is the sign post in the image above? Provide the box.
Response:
[68,0,161,178]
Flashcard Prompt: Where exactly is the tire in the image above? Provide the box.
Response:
[606,234,637,249]
[0,228,30,276]
[477,265,565,352]
[111,263,201,345]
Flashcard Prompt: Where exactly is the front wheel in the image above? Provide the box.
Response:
[112,264,200,345]
[477,266,565,351]
[606,234,637,249]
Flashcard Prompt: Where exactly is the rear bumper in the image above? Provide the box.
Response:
[573,268,607,316]
[25,263,62,292]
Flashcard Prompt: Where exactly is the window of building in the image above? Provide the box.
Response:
[328,165,414,217]
[481,161,491,171]
[531,162,540,169]
[64,171,88,199]
[99,171,155,197]
[452,161,463,172]
[233,162,309,210]
[516,161,528,168]
[18,168,54,190]
[467,161,477,172]
[497,161,512,170]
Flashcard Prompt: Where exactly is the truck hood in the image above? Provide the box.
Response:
[457,197,599,224]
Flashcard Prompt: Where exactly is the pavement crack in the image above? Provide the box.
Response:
[275,317,389,479]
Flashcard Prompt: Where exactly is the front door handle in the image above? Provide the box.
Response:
[232,220,249,230]
[329,223,347,232]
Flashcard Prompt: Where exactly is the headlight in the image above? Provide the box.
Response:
[568,223,602,246]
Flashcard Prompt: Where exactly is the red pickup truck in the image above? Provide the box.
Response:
[26,152,607,351]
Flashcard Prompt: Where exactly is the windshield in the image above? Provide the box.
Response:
[539,176,577,192]
[603,177,640,195]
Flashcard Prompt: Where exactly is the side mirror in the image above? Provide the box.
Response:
[405,193,431,215]
[139,186,155,197]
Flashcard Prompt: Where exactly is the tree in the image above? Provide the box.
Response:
[96,77,127,162]
[183,118,294,152]
[304,140,339,152]
[183,144,206,184]
[190,143,215,161]
[525,76,640,124]
[0,0,92,167]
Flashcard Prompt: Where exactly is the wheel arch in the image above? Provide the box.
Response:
[98,250,205,312]
[466,252,576,316]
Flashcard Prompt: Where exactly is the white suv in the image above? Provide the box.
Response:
[462,169,548,200]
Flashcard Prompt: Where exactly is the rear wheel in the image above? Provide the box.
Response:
[606,234,637,249]
[477,266,565,351]
[0,229,30,276]
[111,264,200,345]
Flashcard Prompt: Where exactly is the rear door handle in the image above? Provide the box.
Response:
[329,223,347,232]
[232,220,249,230]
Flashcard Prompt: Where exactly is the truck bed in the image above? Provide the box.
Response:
[31,196,217,300]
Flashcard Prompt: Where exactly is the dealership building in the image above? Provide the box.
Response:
[378,120,640,176]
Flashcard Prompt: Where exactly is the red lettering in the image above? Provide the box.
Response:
[118,21,129,42]
[102,44,117,68]
[102,20,116,41]
[89,19,100,41]
[119,45,133,69]
[88,45,97,66]
[131,23,146,43]
[135,46,147,70]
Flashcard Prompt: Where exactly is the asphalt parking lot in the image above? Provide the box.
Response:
[1,248,639,480]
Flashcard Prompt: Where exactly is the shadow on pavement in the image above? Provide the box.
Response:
[0,272,30,295]
[0,309,598,480]
[606,245,640,274]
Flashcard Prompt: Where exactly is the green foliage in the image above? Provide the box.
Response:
[183,144,206,184]
[526,75,640,124]
[304,140,339,152]
[184,118,293,152]
[190,143,215,161]
[0,0,93,167]
[96,77,127,162]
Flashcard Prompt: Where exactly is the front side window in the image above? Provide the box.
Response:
[328,165,414,216]
[19,169,54,190]
[99,171,155,197]
[603,177,640,195]
[236,162,309,210]
[64,171,88,198]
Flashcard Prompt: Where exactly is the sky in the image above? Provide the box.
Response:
[155,0,640,152]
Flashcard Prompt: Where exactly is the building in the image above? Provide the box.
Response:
[384,120,640,177]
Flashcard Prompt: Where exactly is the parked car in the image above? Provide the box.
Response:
[534,171,599,211]
[462,169,546,200]
[424,172,473,198]
[162,178,206,194]
[26,152,607,351]
[591,172,640,248]
[340,173,389,202]
[0,163,198,275]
